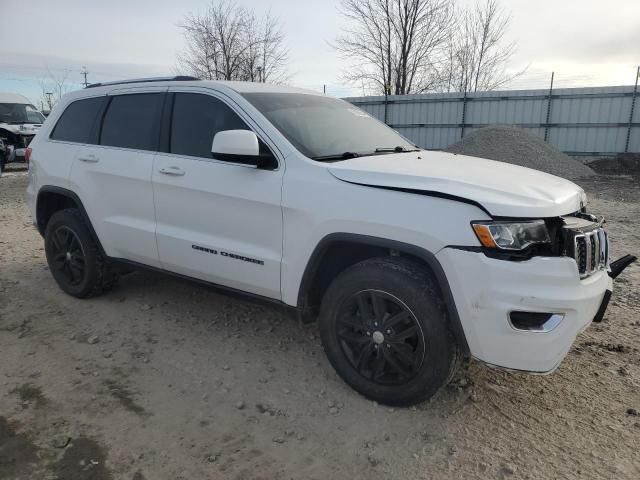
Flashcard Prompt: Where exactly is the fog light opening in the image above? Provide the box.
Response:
[509,311,564,333]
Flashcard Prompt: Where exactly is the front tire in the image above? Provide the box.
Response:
[44,209,117,298]
[318,257,459,406]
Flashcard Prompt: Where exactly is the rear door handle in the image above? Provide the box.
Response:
[159,166,185,176]
[78,155,99,163]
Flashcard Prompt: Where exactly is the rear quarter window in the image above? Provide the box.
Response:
[50,97,106,143]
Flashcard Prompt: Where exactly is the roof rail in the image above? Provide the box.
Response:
[86,76,200,89]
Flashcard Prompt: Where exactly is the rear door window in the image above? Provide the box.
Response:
[170,93,249,158]
[50,97,106,143]
[100,93,164,151]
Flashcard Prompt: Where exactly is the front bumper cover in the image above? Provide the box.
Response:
[437,248,613,372]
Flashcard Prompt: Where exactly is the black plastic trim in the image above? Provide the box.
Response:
[87,76,200,89]
[36,186,107,258]
[110,258,299,320]
[609,255,637,279]
[298,233,470,355]
[159,92,175,153]
[91,96,111,145]
[592,290,612,323]
[211,151,277,169]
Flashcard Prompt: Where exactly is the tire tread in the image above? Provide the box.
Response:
[45,208,117,298]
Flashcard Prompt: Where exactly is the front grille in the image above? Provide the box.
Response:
[572,229,608,278]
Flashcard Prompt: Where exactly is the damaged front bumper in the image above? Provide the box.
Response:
[437,245,635,373]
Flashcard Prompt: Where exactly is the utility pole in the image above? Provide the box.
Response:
[81,66,89,88]
[45,92,53,111]
[256,66,263,83]
[544,71,555,143]
[625,66,639,153]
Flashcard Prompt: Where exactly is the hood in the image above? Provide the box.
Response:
[327,150,586,218]
[0,122,41,135]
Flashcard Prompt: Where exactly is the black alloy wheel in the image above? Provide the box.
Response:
[49,226,87,287]
[318,257,459,406]
[336,289,425,385]
[44,208,117,298]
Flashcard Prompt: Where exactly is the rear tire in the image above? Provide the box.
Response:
[44,209,117,298]
[318,257,459,406]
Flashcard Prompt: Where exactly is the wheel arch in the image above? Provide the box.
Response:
[297,233,470,355]
[36,186,106,256]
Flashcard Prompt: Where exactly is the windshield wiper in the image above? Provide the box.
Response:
[311,151,360,161]
[374,146,420,153]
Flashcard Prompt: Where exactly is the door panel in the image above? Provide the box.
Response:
[68,90,164,267]
[152,91,283,299]
[153,155,283,299]
[70,144,160,266]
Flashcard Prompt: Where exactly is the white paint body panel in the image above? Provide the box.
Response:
[437,248,611,371]
[70,143,160,267]
[25,79,612,375]
[152,153,283,299]
[328,151,587,218]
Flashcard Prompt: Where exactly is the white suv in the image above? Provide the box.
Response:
[25,77,634,406]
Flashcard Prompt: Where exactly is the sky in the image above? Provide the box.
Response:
[1,0,639,107]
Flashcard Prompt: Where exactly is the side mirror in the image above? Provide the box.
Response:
[211,130,276,169]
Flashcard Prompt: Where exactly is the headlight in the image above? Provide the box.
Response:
[471,220,550,251]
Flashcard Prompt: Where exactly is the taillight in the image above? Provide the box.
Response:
[25,147,32,164]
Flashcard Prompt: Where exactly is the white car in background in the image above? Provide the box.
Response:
[24,77,635,406]
[0,92,45,172]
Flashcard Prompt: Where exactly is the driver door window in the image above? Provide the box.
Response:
[170,93,250,159]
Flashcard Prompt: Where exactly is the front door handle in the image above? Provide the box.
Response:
[78,155,99,163]
[159,166,185,176]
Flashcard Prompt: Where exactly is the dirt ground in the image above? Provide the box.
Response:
[1,165,639,480]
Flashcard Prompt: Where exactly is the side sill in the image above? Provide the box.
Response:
[110,258,302,323]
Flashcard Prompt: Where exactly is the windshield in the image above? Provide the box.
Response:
[242,93,416,160]
[0,103,45,124]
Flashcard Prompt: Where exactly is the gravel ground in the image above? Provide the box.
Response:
[446,126,595,179]
[1,166,639,480]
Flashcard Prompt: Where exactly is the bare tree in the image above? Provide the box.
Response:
[334,0,455,95]
[240,11,289,83]
[178,1,289,83]
[440,0,522,93]
[38,68,72,111]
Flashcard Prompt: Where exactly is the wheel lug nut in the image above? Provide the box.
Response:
[366,331,371,336]
[374,322,378,327]
[386,329,391,334]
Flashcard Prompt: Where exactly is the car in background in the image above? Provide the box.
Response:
[0,93,45,169]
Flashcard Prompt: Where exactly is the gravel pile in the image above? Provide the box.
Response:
[445,125,595,179]
[588,153,640,176]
